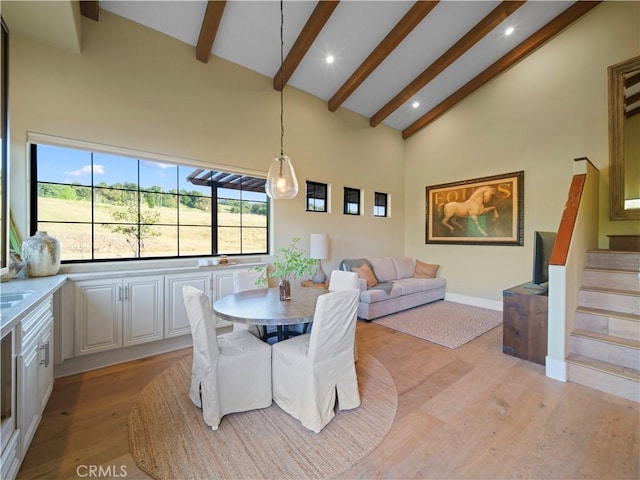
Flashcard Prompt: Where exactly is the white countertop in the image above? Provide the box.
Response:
[0,275,68,335]
[0,261,266,336]
[62,261,265,281]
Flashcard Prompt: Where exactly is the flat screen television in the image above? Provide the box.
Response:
[528,231,557,291]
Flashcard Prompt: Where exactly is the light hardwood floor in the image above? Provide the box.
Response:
[17,321,639,480]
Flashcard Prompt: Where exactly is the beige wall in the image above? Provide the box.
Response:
[8,2,639,303]
[8,9,405,273]
[404,1,639,302]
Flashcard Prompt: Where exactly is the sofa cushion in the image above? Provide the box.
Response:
[393,278,424,295]
[359,284,402,304]
[392,257,415,279]
[414,259,439,278]
[352,263,378,288]
[369,257,396,282]
[418,277,446,292]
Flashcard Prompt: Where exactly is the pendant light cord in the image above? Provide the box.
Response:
[280,0,284,157]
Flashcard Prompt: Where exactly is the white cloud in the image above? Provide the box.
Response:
[65,164,105,178]
[142,160,175,170]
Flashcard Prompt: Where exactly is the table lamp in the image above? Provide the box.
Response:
[309,234,329,284]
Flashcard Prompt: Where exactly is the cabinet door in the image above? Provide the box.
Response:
[37,325,54,413]
[213,272,236,327]
[164,272,211,338]
[18,339,40,454]
[123,277,164,347]
[212,268,256,327]
[502,288,548,366]
[74,280,122,356]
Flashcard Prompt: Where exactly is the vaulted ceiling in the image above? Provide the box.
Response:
[62,1,606,138]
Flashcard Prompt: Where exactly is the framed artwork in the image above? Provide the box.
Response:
[425,171,524,245]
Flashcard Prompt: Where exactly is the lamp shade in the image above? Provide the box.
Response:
[309,234,329,260]
[266,155,298,199]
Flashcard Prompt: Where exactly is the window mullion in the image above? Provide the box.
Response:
[212,186,218,255]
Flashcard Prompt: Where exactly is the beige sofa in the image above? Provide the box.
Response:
[339,256,446,321]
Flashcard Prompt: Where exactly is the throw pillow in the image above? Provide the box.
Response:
[369,257,396,282]
[414,259,439,278]
[352,263,378,288]
[392,257,415,279]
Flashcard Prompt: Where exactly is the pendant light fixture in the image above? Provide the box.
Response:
[265,0,299,200]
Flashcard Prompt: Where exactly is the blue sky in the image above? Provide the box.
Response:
[36,144,265,201]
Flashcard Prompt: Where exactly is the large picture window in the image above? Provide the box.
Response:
[30,143,269,262]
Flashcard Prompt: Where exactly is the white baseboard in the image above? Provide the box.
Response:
[444,292,503,311]
[53,336,193,378]
[545,356,567,382]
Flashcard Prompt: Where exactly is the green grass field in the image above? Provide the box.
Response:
[37,197,267,261]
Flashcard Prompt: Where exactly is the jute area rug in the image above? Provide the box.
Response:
[128,352,397,480]
[375,300,502,349]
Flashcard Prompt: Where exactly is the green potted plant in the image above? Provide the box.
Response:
[256,237,317,300]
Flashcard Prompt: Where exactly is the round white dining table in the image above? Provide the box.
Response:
[212,286,328,342]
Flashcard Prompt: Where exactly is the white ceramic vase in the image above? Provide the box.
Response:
[22,231,61,277]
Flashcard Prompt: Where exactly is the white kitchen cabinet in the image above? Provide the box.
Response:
[213,272,236,327]
[63,264,265,375]
[122,277,164,347]
[165,266,258,333]
[37,326,53,413]
[164,272,212,338]
[17,296,54,456]
[74,276,163,356]
[1,329,19,480]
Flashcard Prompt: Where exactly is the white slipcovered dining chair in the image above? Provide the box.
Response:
[329,270,360,362]
[272,289,361,433]
[328,270,359,291]
[232,270,265,338]
[182,285,272,430]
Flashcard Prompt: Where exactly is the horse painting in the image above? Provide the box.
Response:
[437,186,498,237]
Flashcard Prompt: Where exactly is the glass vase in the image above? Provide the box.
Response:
[279,279,291,301]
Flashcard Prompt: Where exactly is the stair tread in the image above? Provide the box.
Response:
[567,353,640,381]
[579,286,640,297]
[575,306,640,322]
[572,329,640,349]
[584,266,640,274]
[588,249,640,253]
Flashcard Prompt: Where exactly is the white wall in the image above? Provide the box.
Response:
[8,9,405,275]
[403,1,639,302]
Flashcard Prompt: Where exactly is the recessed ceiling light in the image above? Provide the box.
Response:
[326,55,334,64]
[505,27,514,36]
[412,101,420,109]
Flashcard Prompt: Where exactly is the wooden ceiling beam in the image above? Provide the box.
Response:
[273,1,339,91]
[196,1,227,63]
[402,1,601,139]
[328,1,438,112]
[370,1,525,128]
[80,0,99,22]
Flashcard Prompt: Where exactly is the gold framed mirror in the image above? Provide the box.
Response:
[609,55,640,221]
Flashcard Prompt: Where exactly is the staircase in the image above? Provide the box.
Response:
[567,250,640,402]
